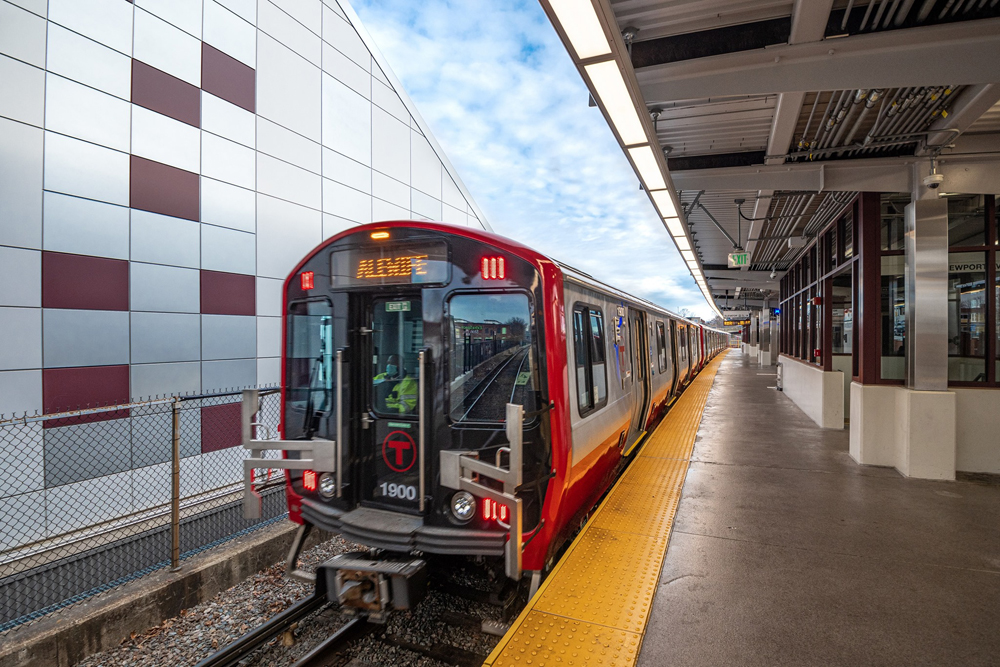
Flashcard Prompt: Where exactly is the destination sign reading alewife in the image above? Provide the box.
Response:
[331,240,449,287]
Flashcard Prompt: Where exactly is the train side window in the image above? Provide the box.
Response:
[656,321,667,372]
[573,304,608,416]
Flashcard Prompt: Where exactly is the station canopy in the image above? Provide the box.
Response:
[539,0,1000,312]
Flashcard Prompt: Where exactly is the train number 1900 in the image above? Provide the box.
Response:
[380,482,417,501]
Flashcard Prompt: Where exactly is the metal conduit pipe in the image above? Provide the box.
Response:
[812,91,843,147]
[859,87,911,154]
[937,0,958,19]
[842,0,857,29]
[771,195,810,264]
[895,0,918,24]
[799,93,823,149]
[917,0,939,20]
[859,0,879,30]
[759,195,799,267]
[872,0,891,28]
[755,196,788,266]
[828,90,869,150]
[882,0,904,27]
[819,91,854,150]
[863,87,906,146]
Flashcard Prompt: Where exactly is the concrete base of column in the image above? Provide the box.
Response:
[758,349,773,366]
[778,355,844,429]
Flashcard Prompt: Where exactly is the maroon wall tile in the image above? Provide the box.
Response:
[43,365,130,427]
[42,252,129,311]
[130,156,200,222]
[200,270,256,316]
[202,43,255,113]
[201,403,242,452]
[131,60,201,127]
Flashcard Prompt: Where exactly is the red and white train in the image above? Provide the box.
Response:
[242,221,728,610]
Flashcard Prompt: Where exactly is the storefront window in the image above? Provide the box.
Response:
[947,252,987,382]
[880,255,906,380]
[947,195,986,248]
[880,193,909,251]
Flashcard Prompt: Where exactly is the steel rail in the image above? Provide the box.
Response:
[289,618,374,667]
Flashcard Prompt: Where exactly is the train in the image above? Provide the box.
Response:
[241,220,729,614]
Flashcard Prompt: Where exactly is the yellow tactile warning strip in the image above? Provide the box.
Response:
[484,351,729,667]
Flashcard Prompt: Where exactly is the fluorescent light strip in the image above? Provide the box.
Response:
[628,145,666,190]
[585,61,646,146]
[548,0,611,59]
[664,217,683,236]
[675,236,691,251]
[681,250,695,262]
[649,190,678,219]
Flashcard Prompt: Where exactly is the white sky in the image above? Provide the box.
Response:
[352,0,713,319]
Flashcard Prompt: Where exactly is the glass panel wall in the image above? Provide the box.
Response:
[832,273,853,355]
[880,254,906,380]
[947,252,987,382]
[881,194,908,251]
[947,195,986,248]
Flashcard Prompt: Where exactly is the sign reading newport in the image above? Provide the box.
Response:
[728,252,749,268]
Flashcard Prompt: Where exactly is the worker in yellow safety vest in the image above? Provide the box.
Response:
[373,354,418,413]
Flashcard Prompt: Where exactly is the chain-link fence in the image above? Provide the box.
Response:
[0,388,288,634]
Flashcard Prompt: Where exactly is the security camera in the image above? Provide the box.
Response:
[769,269,776,280]
[923,172,945,189]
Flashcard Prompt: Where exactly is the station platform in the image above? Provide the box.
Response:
[486,350,1000,667]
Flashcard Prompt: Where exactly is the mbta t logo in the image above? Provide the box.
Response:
[381,430,417,472]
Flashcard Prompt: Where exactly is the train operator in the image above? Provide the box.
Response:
[373,354,417,413]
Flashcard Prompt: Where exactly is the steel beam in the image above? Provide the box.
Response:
[637,18,1000,102]
[918,84,1000,154]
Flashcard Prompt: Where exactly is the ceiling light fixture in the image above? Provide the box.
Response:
[681,249,695,262]
[547,0,612,59]
[649,190,678,218]
[675,236,691,251]
[585,61,647,146]
[627,145,666,190]
[664,217,684,236]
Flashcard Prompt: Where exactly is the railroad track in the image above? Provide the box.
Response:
[459,346,529,422]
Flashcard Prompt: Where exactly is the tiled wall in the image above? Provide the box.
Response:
[0,0,487,538]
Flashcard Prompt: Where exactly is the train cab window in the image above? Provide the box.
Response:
[371,298,423,415]
[656,322,667,372]
[286,299,335,439]
[573,304,608,416]
[448,293,537,422]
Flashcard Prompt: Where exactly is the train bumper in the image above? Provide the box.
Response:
[319,552,427,618]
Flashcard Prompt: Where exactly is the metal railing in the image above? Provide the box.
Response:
[0,388,288,634]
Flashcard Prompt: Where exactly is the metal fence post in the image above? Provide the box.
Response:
[170,396,181,572]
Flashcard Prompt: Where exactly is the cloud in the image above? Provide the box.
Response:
[351,0,713,318]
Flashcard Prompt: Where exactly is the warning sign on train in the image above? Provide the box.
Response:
[382,431,416,472]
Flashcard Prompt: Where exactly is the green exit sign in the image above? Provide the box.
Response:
[728,252,749,268]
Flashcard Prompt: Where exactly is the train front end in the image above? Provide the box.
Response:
[240,222,556,614]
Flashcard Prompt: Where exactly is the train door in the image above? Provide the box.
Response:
[673,321,688,388]
[628,310,650,435]
[359,294,425,514]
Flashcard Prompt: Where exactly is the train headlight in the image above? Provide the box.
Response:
[450,491,476,522]
[319,473,337,499]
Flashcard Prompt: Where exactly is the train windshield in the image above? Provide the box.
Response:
[285,299,335,439]
[448,293,537,422]
[371,298,423,415]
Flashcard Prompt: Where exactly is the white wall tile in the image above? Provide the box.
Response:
[372,81,408,124]
[216,0,255,25]
[201,224,256,275]
[372,60,389,87]
[136,0,203,39]
[133,462,171,510]
[322,42,369,98]
[256,315,281,357]
[203,0,256,68]
[442,172,465,211]
[259,0,320,65]
[410,189,442,222]
[131,210,200,269]
[373,198,408,223]
[258,117,321,173]
[323,213,357,239]
[201,177,255,233]
[257,34,321,142]
[202,132,256,189]
[134,8,202,87]
[0,117,43,249]
[131,361,201,399]
[131,106,200,173]
[256,277,283,317]
[256,193,322,279]
[46,24,132,101]
[322,73,370,166]
[0,247,40,307]
[0,423,43,497]
[202,92,255,148]
[130,263,200,313]
[372,107,409,185]
[44,131,130,206]
[271,0,321,33]
[180,454,203,496]
[48,472,132,535]
[257,356,280,386]
[43,309,130,368]
[373,171,409,210]
[0,307,41,370]
[43,192,130,260]
[257,153,322,210]
[201,445,245,487]
[45,74,131,153]
[49,0,133,55]
[6,0,46,18]
[322,179,370,223]
[0,54,44,127]
[411,131,442,199]
[202,358,256,391]
[0,490,47,547]
[0,369,41,416]
[202,314,256,360]
[322,11,370,71]
[323,1,345,21]
[322,147,370,194]
[0,1,46,66]
[442,203,466,226]
[131,312,201,363]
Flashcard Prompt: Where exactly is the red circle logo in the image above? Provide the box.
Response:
[381,431,417,472]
